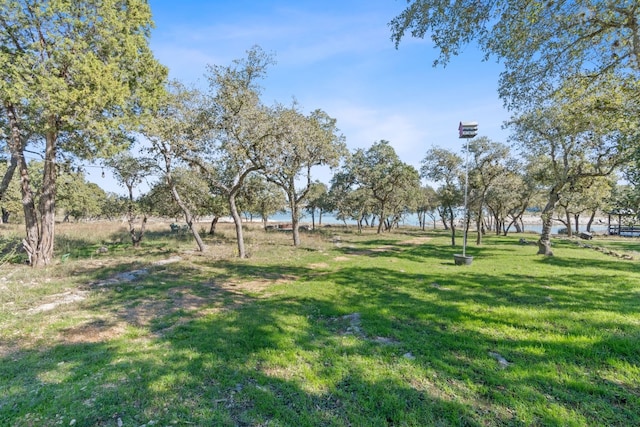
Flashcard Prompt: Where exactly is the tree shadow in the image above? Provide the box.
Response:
[2,240,639,425]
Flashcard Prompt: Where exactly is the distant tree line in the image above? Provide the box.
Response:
[2,0,640,267]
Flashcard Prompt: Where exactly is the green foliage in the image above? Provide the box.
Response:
[341,140,421,233]
[143,167,227,220]
[56,169,107,221]
[390,1,640,110]
[0,0,167,157]
[264,104,347,244]
[240,173,286,224]
[0,159,21,223]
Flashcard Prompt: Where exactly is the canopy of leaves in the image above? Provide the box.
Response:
[0,0,167,158]
[390,1,640,110]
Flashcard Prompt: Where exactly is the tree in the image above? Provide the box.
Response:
[554,176,614,234]
[240,173,286,229]
[101,192,129,221]
[511,82,631,255]
[328,169,374,231]
[0,0,166,266]
[304,181,329,229]
[186,47,275,258]
[264,105,346,245]
[390,1,640,111]
[106,152,154,248]
[142,167,227,235]
[484,162,540,235]
[57,169,107,221]
[142,81,207,251]
[421,147,463,246]
[466,137,510,244]
[344,141,420,234]
[415,185,438,230]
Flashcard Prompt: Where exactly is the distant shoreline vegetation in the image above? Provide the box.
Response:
[252,212,610,235]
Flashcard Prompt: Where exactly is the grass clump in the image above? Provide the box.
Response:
[0,222,638,426]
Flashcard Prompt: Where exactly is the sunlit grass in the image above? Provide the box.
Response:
[0,223,639,425]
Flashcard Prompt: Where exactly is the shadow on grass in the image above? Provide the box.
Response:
[1,239,639,426]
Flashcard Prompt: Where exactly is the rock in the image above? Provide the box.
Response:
[489,351,511,368]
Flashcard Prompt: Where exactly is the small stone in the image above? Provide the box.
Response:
[69,420,76,426]
[403,352,416,360]
[489,351,511,368]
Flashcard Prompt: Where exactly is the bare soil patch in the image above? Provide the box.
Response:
[60,319,127,344]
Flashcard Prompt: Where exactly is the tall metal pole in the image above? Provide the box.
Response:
[462,136,470,257]
[458,121,477,260]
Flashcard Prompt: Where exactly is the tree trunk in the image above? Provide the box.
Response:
[210,216,219,235]
[228,193,246,258]
[290,197,301,247]
[586,210,596,232]
[20,158,40,266]
[310,208,316,230]
[28,130,58,267]
[448,206,456,246]
[0,103,23,220]
[475,209,483,245]
[537,188,561,256]
[169,180,206,252]
[6,102,42,266]
[574,213,580,233]
[565,210,573,237]
[376,203,385,234]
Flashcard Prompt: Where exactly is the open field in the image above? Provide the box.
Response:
[1,221,639,426]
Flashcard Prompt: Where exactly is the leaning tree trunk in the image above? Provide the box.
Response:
[228,193,246,258]
[169,181,206,251]
[537,187,561,256]
[210,216,220,235]
[586,210,596,232]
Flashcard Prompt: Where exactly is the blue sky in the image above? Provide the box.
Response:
[91,0,511,194]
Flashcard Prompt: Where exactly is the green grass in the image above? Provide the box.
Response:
[1,223,639,426]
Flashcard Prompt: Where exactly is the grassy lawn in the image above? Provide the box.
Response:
[1,222,639,426]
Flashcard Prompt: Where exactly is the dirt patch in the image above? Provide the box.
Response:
[168,286,209,310]
[333,256,351,261]
[222,273,297,292]
[60,319,127,343]
[308,262,329,269]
